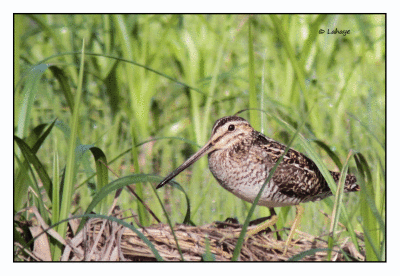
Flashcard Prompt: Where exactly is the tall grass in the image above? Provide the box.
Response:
[14,14,385,261]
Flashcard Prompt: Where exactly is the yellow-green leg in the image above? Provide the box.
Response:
[217,210,278,243]
[246,214,278,236]
[244,205,304,255]
[282,205,304,255]
[219,205,304,256]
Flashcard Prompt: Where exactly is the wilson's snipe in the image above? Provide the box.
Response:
[156,115,359,252]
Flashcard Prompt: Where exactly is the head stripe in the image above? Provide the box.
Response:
[211,116,248,135]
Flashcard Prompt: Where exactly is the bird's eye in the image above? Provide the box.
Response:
[228,124,235,131]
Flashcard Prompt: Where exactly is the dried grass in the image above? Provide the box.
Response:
[15,207,365,261]
[64,218,365,261]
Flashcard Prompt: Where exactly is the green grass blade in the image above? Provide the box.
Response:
[348,112,385,151]
[13,138,49,225]
[299,15,328,66]
[14,136,53,205]
[269,15,308,106]
[158,180,193,226]
[51,143,62,261]
[58,40,86,242]
[31,120,58,152]
[14,14,22,89]
[32,51,206,97]
[14,120,57,210]
[327,150,354,259]
[248,18,260,130]
[129,126,147,225]
[89,147,110,213]
[113,15,148,225]
[151,183,185,260]
[313,140,343,171]
[49,66,75,112]
[16,64,50,140]
[354,152,385,261]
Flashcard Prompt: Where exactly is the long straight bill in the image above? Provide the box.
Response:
[156,141,214,189]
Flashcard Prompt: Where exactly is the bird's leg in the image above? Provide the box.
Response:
[283,205,304,255]
[246,212,278,236]
[218,206,304,256]
[268,208,282,240]
[217,211,278,244]
[244,205,304,255]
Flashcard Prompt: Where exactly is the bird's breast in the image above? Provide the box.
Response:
[208,149,271,202]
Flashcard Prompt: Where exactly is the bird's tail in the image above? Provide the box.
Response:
[330,171,360,192]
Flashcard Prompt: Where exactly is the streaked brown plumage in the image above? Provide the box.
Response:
[156,115,359,208]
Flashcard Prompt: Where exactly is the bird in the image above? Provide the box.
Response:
[156,115,360,253]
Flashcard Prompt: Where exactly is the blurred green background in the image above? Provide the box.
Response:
[14,14,385,261]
